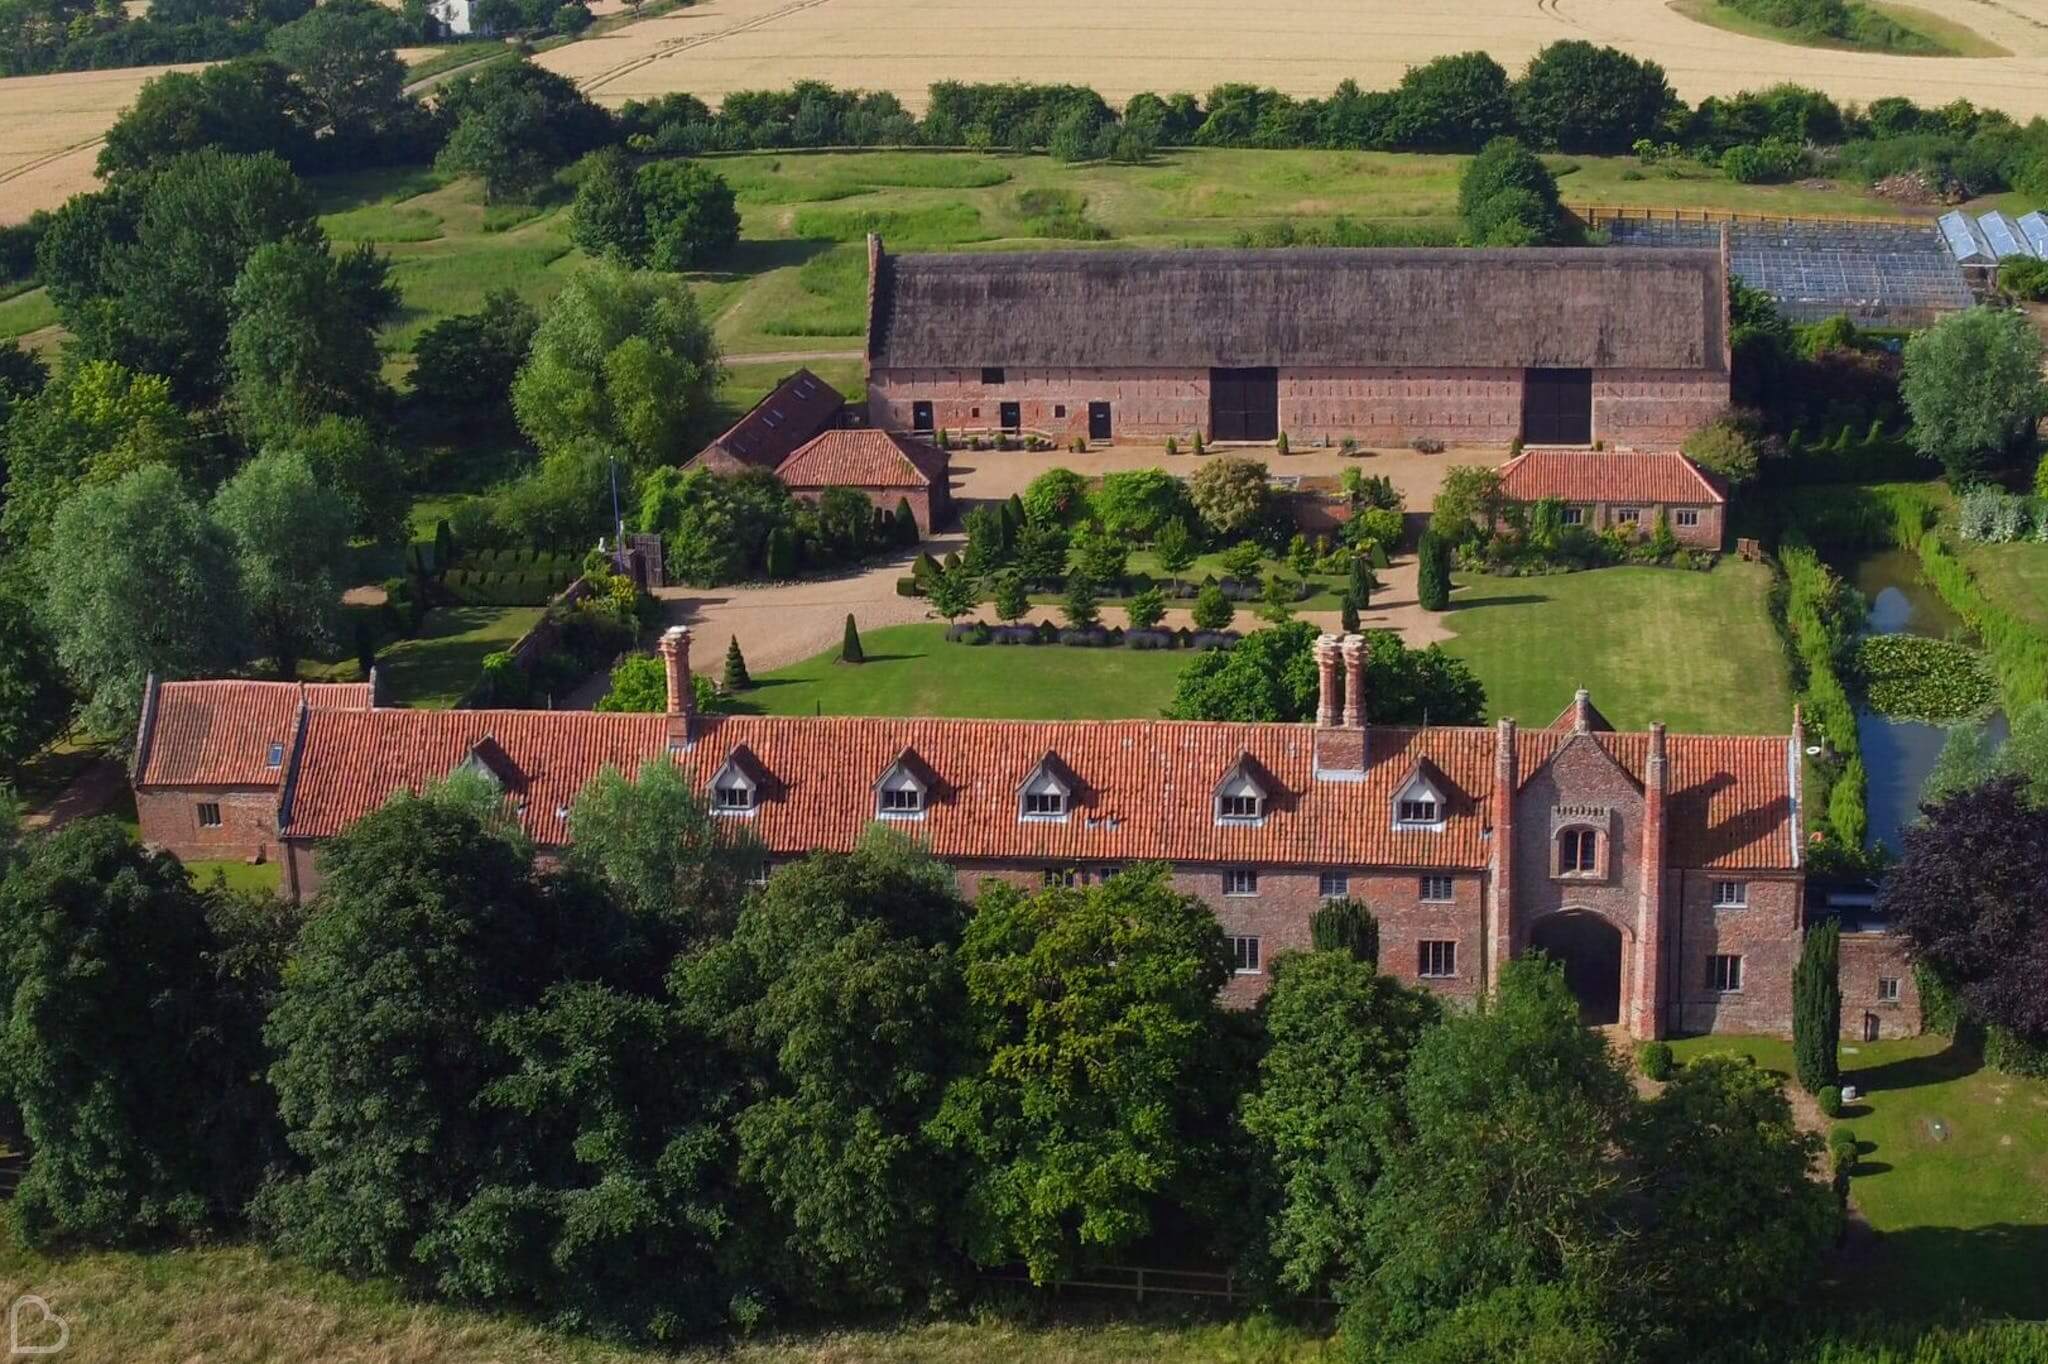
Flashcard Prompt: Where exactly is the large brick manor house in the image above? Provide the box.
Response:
[131,629,1916,1041]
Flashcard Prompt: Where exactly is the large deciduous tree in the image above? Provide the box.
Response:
[97,59,310,180]
[1457,137,1562,245]
[1902,307,2046,483]
[1188,456,1270,537]
[271,413,410,546]
[257,792,561,1282]
[210,449,353,678]
[39,465,242,739]
[636,159,741,271]
[436,59,616,202]
[1241,948,1439,1294]
[228,238,396,443]
[264,0,414,146]
[0,820,273,1247]
[1879,774,2048,1043]
[0,594,70,781]
[1165,621,1483,726]
[1511,41,1677,153]
[565,758,760,951]
[931,864,1233,1281]
[681,832,970,1308]
[409,287,539,423]
[511,263,722,468]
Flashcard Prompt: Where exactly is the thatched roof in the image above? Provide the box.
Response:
[868,245,1727,373]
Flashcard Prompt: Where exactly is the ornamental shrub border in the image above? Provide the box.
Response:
[945,620,1240,651]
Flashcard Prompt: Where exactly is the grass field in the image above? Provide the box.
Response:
[1670,0,2011,57]
[1956,539,2048,633]
[1668,1032,2048,1320]
[0,1224,1326,1364]
[732,623,1191,719]
[1439,561,1793,734]
[532,0,2048,119]
[376,605,543,709]
[183,859,284,895]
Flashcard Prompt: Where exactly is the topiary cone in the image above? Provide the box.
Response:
[841,613,865,664]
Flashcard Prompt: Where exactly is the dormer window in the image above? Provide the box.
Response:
[1220,794,1260,819]
[1392,769,1448,831]
[265,741,284,768]
[876,762,927,820]
[707,754,761,818]
[1017,759,1074,823]
[1213,756,1271,826]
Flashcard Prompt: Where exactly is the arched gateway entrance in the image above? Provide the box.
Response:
[1528,911,1624,1027]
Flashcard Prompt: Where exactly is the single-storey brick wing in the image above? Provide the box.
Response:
[1495,448,1728,548]
[773,429,954,533]
[863,236,1731,449]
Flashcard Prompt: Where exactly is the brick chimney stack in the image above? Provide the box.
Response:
[1636,721,1670,1039]
[659,625,693,719]
[1314,633,1342,728]
[1571,686,1594,734]
[1339,633,1367,729]
[1490,717,1518,991]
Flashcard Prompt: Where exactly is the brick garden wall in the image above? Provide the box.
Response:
[136,786,279,863]
[786,481,947,534]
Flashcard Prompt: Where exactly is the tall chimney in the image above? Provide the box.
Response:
[1490,717,1518,992]
[1636,721,1670,1039]
[659,625,693,719]
[1571,686,1593,734]
[1313,633,1341,728]
[1339,633,1368,729]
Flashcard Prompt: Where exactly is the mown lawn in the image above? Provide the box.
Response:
[736,623,1189,720]
[1439,561,1792,735]
[1668,1032,2048,1319]
[182,859,283,895]
[376,604,543,710]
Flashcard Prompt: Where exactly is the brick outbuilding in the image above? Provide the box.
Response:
[1495,448,1728,549]
[773,429,953,534]
[131,675,375,864]
[863,236,1731,450]
[684,368,844,475]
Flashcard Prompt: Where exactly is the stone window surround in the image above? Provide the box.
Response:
[1550,804,1613,881]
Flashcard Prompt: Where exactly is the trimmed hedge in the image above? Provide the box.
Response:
[946,620,1240,651]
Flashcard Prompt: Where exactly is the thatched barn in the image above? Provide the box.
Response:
[861,237,1730,448]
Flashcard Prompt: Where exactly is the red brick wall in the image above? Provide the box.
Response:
[869,366,1730,450]
[136,786,279,863]
[785,482,945,534]
[1571,500,1724,550]
[1839,931,1922,1040]
[1667,870,1802,1036]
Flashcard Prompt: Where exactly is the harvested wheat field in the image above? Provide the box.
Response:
[538,0,2048,120]
[0,64,206,225]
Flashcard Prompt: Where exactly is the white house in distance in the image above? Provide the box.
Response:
[427,0,493,37]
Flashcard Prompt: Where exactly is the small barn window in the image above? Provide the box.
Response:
[981,367,1006,386]
[196,802,223,828]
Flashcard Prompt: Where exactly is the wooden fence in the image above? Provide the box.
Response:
[982,1264,1336,1308]
[1569,202,1933,230]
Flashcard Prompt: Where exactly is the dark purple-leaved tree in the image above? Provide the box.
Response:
[1878,775,2048,1039]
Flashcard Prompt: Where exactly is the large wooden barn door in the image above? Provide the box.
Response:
[1523,368,1593,445]
[1209,368,1278,442]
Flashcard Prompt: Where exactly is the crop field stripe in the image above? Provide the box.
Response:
[574,0,844,95]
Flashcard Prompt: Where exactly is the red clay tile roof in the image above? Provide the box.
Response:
[1497,450,1725,507]
[135,680,372,788]
[774,430,948,491]
[278,708,1797,873]
[687,368,843,473]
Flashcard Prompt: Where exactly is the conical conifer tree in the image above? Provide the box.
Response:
[840,613,865,664]
[723,635,752,691]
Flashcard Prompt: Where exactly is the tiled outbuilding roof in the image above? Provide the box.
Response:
[134,679,373,788]
[686,368,843,473]
[774,430,948,490]
[276,708,1798,873]
[1497,449,1726,507]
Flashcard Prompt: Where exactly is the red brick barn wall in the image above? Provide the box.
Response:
[868,368,1211,439]
[136,786,279,863]
[786,483,943,534]
[1282,368,1523,445]
[1510,739,1649,1017]
[1839,931,1922,1040]
[1592,370,1730,448]
[1667,870,1801,1036]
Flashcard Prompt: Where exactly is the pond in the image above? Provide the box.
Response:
[1851,550,2006,852]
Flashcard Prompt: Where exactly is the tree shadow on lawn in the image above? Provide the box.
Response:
[1447,593,1551,611]
[1839,1221,2048,1320]
[1852,1038,1984,1095]
[691,237,836,286]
